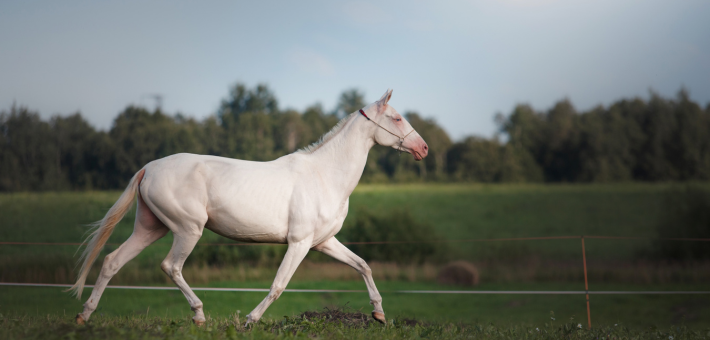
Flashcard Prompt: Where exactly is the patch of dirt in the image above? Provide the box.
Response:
[298,306,377,328]
[297,305,426,328]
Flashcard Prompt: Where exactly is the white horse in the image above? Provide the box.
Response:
[69,89,428,326]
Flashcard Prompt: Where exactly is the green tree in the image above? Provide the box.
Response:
[6,86,710,191]
[405,112,452,180]
[51,113,111,190]
[447,137,542,183]
[333,88,366,117]
[200,116,224,156]
[218,83,278,122]
[217,83,279,160]
[635,92,679,180]
[273,109,308,154]
[301,104,339,146]
[0,105,59,191]
[672,89,710,180]
[110,106,204,185]
[447,137,502,182]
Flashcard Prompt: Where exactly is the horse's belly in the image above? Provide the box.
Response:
[202,162,294,243]
[206,209,289,243]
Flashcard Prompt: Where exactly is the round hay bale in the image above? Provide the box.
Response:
[437,261,480,286]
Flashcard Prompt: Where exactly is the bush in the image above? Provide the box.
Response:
[654,185,710,261]
[187,244,286,267]
[185,209,444,267]
[437,261,480,286]
[338,208,444,264]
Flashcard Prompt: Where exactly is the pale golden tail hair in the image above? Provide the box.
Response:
[66,168,146,299]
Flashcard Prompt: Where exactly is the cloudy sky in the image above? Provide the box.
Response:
[1,0,708,139]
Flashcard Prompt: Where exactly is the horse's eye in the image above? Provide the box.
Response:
[396,118,401,122]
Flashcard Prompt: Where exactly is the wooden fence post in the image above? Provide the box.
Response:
[581,235,592,329]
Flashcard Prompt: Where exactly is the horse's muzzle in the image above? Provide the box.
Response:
[413,141,428,161]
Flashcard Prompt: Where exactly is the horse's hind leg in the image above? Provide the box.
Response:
[160,231,205,325]
[160,226,210,326]
[143,193,208,326]
[77,195,168,324]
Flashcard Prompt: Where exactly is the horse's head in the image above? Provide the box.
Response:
[361,89,429,161]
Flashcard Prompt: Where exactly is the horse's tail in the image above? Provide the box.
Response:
[66,168,146,299]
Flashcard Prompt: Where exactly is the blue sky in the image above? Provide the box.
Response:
[1,0,709,139]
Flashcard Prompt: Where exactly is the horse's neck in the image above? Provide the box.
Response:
[308,115,375,199]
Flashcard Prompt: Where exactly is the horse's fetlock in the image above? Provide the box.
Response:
[246,313,260,325]
[82,302,96,312]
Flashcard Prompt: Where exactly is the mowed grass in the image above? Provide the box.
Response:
[350,183,677,261]
[0,183,687,261]
[2,183,710,333]
[2,313,709,340]
[2,281,710,329]
[0,183,690,286]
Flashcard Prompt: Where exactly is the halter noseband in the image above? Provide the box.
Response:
[359,109,415,154]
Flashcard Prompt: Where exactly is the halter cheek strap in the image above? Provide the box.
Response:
[359,109,415,154]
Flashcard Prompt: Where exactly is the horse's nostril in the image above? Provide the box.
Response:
[424,145,428,151]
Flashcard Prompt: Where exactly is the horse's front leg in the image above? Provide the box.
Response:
[245,235,313,325]
[313,237,385,323]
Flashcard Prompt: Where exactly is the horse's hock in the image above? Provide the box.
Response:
[437,261,480,286]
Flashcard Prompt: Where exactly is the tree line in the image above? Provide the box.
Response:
[1,84,708,191]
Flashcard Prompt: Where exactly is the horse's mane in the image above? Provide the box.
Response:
[297,112,357,154]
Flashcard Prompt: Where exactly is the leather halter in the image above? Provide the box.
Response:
[359,109,415,154]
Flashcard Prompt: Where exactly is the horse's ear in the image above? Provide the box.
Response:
[377,89,393,107]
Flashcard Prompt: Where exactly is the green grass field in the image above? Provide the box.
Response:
[2,312,708,340]
[1,183,710,334]
[0,183,684,260]
[2,281,710,328]
[2,183,706,284]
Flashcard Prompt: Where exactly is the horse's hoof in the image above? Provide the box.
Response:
[244,313,260,327]
[75,314,86,325]
[372,311,385,324]
[193,318,205,327]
